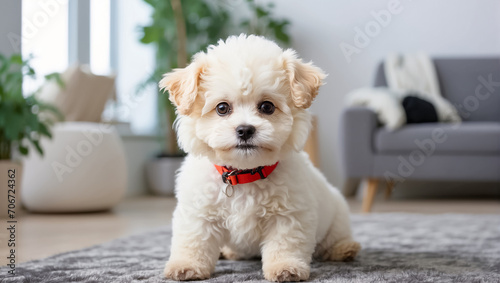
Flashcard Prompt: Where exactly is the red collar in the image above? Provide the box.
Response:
[214,162,279,186]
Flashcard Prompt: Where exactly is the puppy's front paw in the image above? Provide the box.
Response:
[263,260,310,282]
[164,260,211,281]
[330,240,361,262]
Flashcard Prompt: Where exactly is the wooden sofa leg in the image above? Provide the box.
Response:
[342,178,361,197]
[362,178,379,213]
[385,180,395,200]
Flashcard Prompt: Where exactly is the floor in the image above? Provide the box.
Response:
[1,196,499,266]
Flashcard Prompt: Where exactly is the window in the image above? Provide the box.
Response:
[90,0,111,75]
[22,0,69,94]
[21,0,156,134]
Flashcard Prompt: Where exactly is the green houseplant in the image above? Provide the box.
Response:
[0,53,62,215]
[140,0,291,195]
[0,54,62,160]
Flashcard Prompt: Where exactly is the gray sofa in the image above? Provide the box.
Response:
[340,58,500,212]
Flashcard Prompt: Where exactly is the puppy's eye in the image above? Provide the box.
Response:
[216,102,231,116]
[258,101,275,115]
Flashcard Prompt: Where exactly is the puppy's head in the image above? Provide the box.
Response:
[160,35,326,169]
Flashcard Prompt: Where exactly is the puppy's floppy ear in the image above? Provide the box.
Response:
[283,49,327,109]
[159,52,207,115]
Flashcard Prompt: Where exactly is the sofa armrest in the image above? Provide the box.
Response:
[339,107,378,178]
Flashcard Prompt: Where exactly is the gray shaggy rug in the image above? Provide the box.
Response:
[1,213,500,283]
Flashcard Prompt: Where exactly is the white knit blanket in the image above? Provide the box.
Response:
[346,53,461,130]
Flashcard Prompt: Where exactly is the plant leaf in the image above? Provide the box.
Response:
[18,144,29,155]
[38,123,52,139]
[140,26,164,44]
[45,72,65,87]
[30,139,43,156]
[256,7,269,18]
[9,54,23,65]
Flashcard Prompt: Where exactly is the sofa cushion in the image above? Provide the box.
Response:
[38,65,116,122]
[375,122,500,154]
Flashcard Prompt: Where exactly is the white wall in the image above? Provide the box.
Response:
[266,0,500,189]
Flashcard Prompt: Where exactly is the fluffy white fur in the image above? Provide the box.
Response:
[345,87,407,130]
[160,35,360,282]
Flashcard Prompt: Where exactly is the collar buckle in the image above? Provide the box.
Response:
[221,170,238,186]
[250,166,265,179]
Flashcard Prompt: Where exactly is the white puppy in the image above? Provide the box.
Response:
[160,35,360,282]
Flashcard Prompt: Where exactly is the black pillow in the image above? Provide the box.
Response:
[402,95,438,124]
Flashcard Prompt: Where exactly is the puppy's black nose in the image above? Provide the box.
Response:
[236,125,256,141]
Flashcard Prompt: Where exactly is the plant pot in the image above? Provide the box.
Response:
[21,122,127,212]
[145,155,184,196]
[0,161,23,219]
